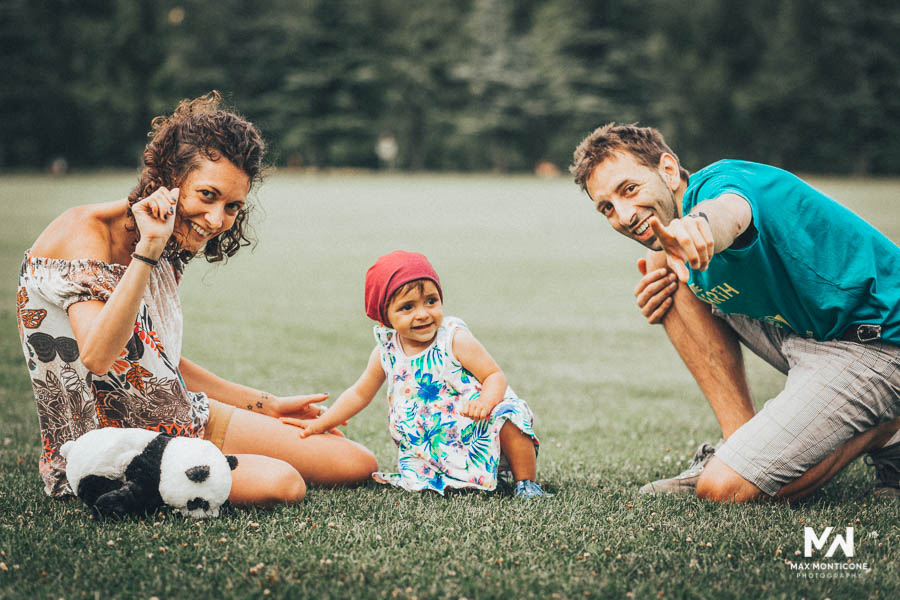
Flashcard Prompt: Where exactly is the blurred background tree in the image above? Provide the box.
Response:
[2,0,898,173]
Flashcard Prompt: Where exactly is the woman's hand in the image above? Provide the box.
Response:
[634,257,678,324]
[270,393,329,420]
[132,187,179,257]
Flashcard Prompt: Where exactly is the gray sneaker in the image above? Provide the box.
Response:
[639,441,721,495]
[865,442,900,498]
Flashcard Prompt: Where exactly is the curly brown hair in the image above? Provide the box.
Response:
[570,123,689,192]
[126,91,266,265]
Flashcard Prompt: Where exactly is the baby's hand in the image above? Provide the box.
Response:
[459,396,495,421]
[279,417,345,438]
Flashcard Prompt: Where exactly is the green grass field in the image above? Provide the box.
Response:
[1,172,898,599]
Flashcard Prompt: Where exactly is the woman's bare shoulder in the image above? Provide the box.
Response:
[29,200,128,263]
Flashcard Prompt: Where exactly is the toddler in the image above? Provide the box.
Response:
[282,250,549,497]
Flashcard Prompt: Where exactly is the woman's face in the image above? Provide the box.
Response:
[172,157,251,254]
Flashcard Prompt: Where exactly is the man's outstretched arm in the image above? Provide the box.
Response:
[649,193,753,281]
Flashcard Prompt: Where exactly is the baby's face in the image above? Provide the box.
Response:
[386,280,443,353]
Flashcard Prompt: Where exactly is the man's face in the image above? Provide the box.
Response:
[585,151,681,251]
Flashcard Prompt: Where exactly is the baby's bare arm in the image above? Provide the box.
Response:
[282,347,385,437]
[452,328,507,421]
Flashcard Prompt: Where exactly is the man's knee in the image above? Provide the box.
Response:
[695,457,763,503]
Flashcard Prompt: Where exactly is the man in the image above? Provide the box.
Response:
[571,123,900,502]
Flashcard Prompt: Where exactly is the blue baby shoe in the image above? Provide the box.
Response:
[514,480,552,498]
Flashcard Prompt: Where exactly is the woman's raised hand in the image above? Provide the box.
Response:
[132,187,179,257]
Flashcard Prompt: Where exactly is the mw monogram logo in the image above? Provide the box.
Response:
[804,527,854,558]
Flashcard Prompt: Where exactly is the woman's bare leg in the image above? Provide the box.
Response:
[228,454,306,506]
[222,408,378,486]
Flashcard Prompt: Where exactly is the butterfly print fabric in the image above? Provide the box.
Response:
[17,253,209,496]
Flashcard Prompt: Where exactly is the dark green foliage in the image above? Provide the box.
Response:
[2,0,900,173]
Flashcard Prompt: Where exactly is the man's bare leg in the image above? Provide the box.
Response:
[697,417,900,502]
[660,280,756,439]
[637,253,758,494]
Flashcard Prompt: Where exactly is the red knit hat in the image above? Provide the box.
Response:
[364,250,443,325]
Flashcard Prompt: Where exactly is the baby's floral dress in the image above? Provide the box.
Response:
[17,252,209,497]
[372,316,539,494]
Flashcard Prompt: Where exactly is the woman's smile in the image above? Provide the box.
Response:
[189,222,212,238]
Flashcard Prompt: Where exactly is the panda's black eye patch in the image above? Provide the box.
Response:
[185,465,210,483]
[187,497,210,512]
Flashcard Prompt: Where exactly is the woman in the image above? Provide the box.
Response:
[16,92,377,505]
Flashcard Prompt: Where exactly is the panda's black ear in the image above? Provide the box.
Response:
[226,455,239,470]
[185,465,210,483]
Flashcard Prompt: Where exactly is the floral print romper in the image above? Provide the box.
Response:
[372,317,539,494]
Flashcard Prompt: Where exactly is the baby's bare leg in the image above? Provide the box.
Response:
[499,422,536,481]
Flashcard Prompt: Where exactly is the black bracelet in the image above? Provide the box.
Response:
[689,211,709,223]
[131,252,159,267]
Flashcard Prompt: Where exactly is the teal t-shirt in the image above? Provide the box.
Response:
[683,160,900,344]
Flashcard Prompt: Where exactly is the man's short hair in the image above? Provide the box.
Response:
[570,123,690,191]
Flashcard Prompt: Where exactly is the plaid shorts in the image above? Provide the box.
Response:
[712,309,900,496]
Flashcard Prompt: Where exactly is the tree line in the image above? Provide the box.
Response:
[3,0,899,174]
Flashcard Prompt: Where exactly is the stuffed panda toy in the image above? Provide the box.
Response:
[60,428,238,519]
